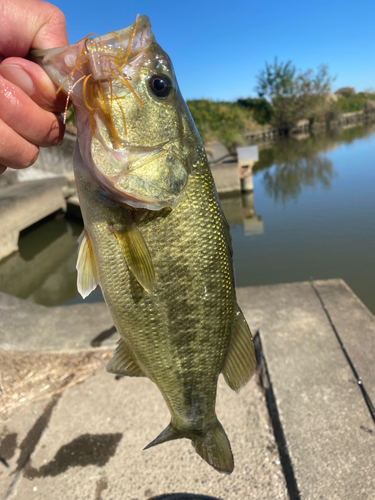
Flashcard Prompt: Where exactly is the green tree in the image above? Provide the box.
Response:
[256,58,333,135]
[236,97,273,125]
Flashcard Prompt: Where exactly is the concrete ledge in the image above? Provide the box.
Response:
[313,279,375,402]
[210,163,240,194]
[0,293,115,352]
[237,279,375,499]
[0,179,68,261]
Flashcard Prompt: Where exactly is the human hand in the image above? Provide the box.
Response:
[0,0,69,175]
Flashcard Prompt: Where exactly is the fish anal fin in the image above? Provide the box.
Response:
[106,338,145,377]
[222,306,256,392]
[76,230,98,299]
[112,217,155,294]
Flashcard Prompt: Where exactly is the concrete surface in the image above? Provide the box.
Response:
[237,279,375,500]
[205,142,240,195]
[210,163,241,194]
[0,293,115,352]
[1,371,287,500]
[205,142,235,166]
[1,279,374,499]
[0,179,68,261]
[0,399,53,496]
[0,134,75,188]
[313,279,375,403]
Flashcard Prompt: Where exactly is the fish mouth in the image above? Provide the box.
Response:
[30,15,154,99]
[92,15,153,56]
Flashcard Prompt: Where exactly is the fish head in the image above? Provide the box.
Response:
[31,16,200,210]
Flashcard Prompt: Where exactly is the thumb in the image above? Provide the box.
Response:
[0,58,66,113]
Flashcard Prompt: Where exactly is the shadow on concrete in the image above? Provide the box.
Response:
[253,330,301,500]
[25,433,122,478]
[90,325,117,347]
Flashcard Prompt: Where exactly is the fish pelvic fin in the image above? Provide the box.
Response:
[222,305,256,392]
[112,214,155,294]
[192,420,234,474]
[76,230,98,299]
[106,338,146,377]
[144,420,234,474]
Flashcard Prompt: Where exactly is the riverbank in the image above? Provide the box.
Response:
[186,97,375,150]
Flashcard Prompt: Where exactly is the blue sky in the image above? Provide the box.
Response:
[48,0,375,101]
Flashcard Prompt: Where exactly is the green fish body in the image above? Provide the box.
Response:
[32,16,255,474]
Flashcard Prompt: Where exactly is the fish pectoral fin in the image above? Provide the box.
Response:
[113,218,155,294]
[222,305,256,392]
[76,230,98,299]
[106,338,145,377]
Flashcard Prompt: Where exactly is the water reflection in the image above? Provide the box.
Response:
[254,138,335,203]
[253,124,375,203]
[261,154,334,203]
[0,216,82,306]
[220,192,263,237]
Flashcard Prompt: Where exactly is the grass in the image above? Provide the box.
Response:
[186,99,261,150]
[0,350,111,419]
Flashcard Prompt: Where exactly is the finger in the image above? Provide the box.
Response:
[0,0,68,60]
[0,119,39,170]
[0,58,67,112]
[29,1,69,51]
[0,75,65,148]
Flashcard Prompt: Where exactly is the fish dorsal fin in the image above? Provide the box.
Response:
[76,230,98,299]
[112,214,155,293]
[222,306,256,392]
[106,338,145,377]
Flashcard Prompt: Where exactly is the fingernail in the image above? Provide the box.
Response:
[0,65,34,95]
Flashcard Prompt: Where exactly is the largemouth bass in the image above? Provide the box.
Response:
[32,15,255,474]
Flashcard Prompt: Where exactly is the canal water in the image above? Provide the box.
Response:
[0,124,374,314]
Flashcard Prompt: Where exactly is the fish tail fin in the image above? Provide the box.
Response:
[191,419,234,474]
[143,422,185,450]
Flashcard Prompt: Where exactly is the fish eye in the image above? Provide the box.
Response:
[149,74,172,98]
